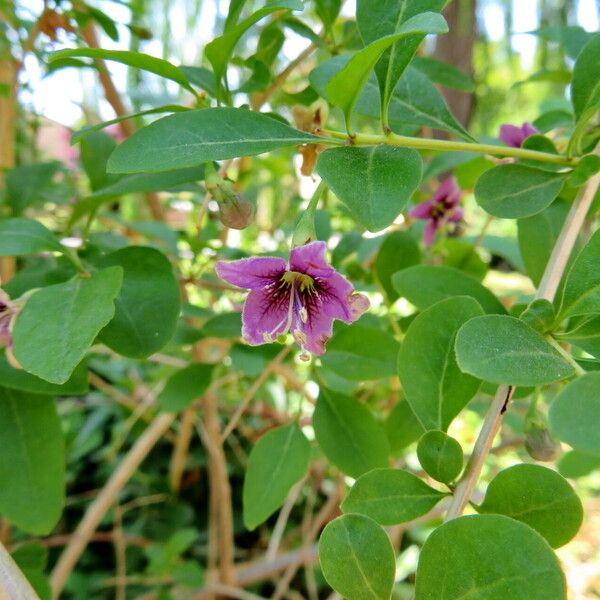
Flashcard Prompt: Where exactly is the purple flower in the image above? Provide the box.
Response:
[0,289,21,369]
[409,176,464,246]
[499,122,538,148]
[215,241,369,357]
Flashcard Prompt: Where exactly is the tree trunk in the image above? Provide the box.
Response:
[434,0,477,130]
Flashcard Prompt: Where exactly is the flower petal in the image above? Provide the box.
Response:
[448,207,464,222]
[216,256,286,289]
[293,272,369,355]
[522,122,538,138]
[499,124,525,148]
[423,220,438,246]
[241,285,291,345]
[289,241,334,278]
[410,199,435,219]
[434,176,461,206]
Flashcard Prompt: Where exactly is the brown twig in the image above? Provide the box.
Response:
[50,412,176,598]
[196,403,236,587]
[220,345,293,442]
[169,407,196,493]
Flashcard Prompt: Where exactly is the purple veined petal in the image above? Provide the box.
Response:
[241,284,292,345]
[499,124,525,148]
[423,219,439,246]
[448,207,464,222]
[0,288,11,308]
[521,121,538,140]
[215,256,286,289]
[292,276,370,355]
[434,176,461,206]
[289,241,334,278]
[410,199,435,219]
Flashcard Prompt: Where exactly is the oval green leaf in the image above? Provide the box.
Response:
[474,164,565,218]
[478,464,583,548]
[243,422,310,530]
[0,388,65,534]
[319,514,395,600]
[559,229,600,319]
[0,352,88,395]
[313,389,390,478]
[455,315,574,385]
[392,264,506,314]
[374,231,421,302]
[320,324,399,381]
[341,468,446,525]
[107,108,319,174]
[398,297,484,431]
[316,145,422,231]
[549,372,600,456]
[13,268,123,384]
[97,246,180,358]
[0,218,62,256]
[571,32,600,120]
[158,364,214,412]
[417,431,463,484]
[415,515,566,600]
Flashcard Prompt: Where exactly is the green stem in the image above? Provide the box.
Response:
[546,335,586,376]
[320,129,578,167]
[63,247,87,274]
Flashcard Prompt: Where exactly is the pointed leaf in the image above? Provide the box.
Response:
[0,389,65,534]
[398,297,483,431]
[205,0,303,100]
[13,268,123,384]
[243,422,310,530]
[49,48,197,95]
[357,0,446,127]
[316,145,422,231]
[313,389,390,478]
[326,12,448,132]
[107,108,319,174]
[310,57,472,139]
[71,105,190,143]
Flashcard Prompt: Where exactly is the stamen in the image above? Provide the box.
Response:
[299,306,308,323]
[298,351,311,362]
